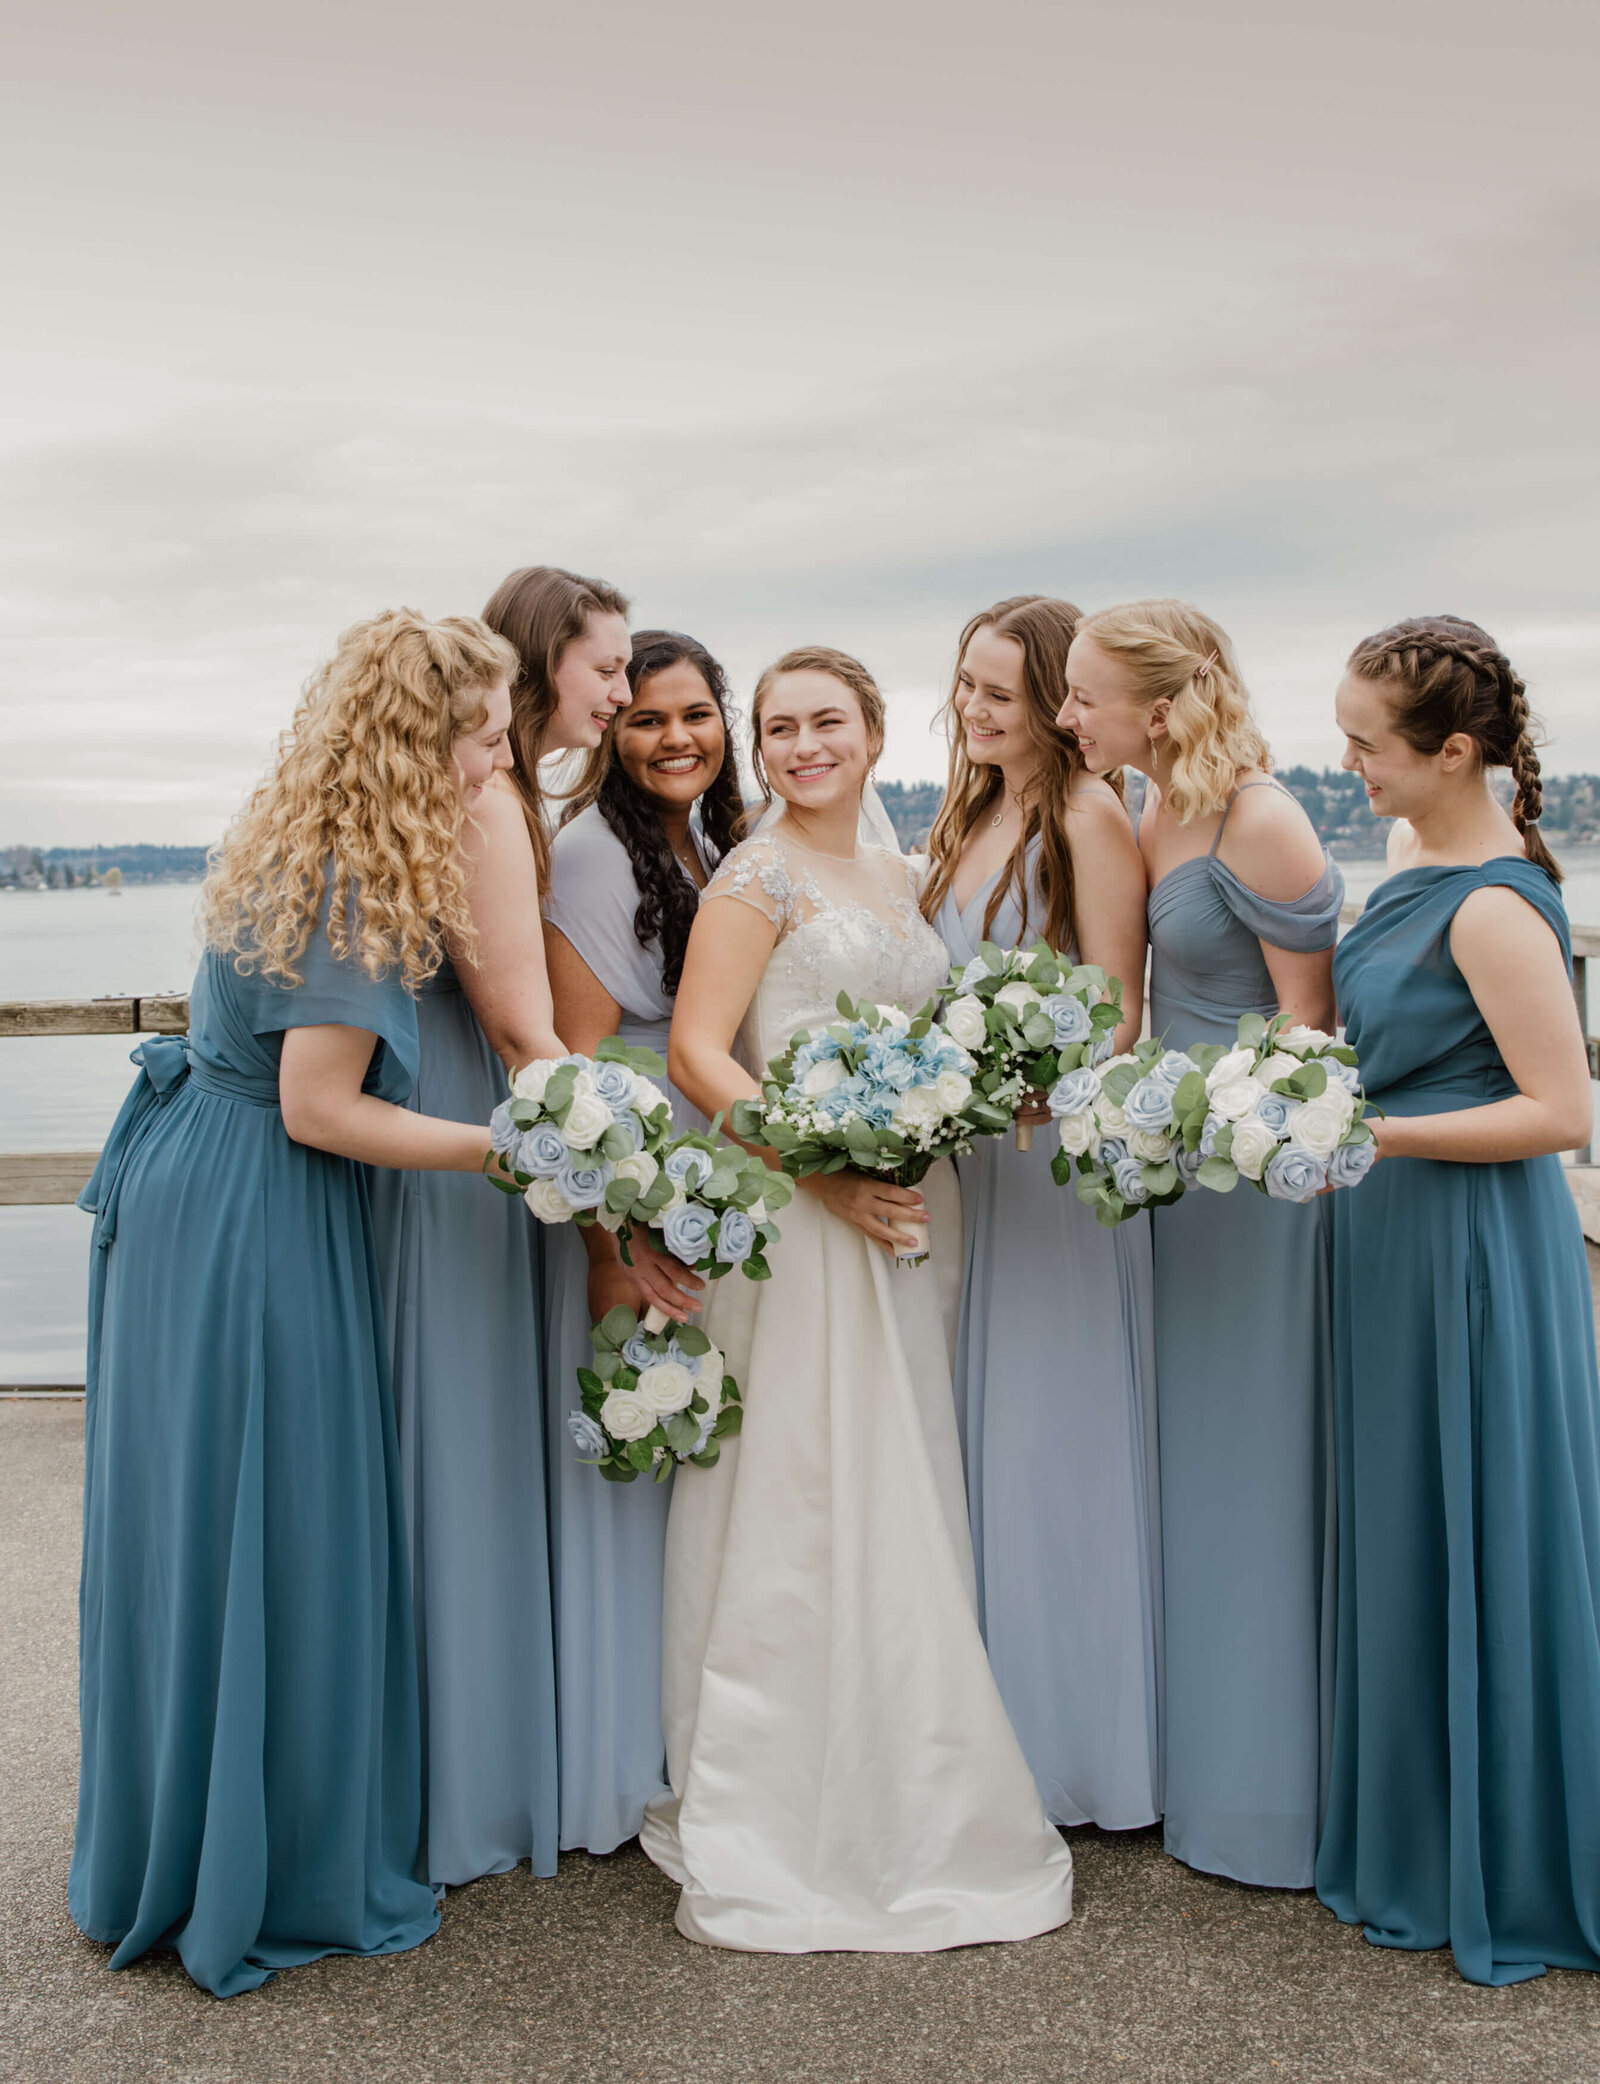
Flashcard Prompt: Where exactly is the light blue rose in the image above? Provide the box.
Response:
[1254,1090,1301,1136]
[716,1208,757,1263]
[1326,1137,1377,1189]
[666,1338,702,1376]
[568,1410,608,1457]
[1111,1152,1151,1205]
[1099,1137,1129,1170]
[1088,1029,1116,1067]
[489,1101,521,1157]
[1323,1058,1362,1097]
[1174,1143,1204,1186]
[520,1123,571,1178]
[959,955,993,992]
[1038,993,1092,1047]
[621,1331,660,1371]
[590,1060,636,1110]
[661,1201,717,1263]
[1048,1067,1100,1119]
[557,1156,612,1210]
[1147,1050,1195,1094]
[1122,1077,1176,1132]
[691,1406,717,1455]
[1198,1114,1225,1160]
[1264,1145,1328,1203]
[602,1109,644,1156]
[664,1145,713,1192]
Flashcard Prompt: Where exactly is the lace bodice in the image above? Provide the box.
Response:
[704,828,952,1070]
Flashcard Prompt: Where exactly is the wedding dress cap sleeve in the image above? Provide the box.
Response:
[703,831,803,934]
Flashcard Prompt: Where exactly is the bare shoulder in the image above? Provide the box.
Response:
[463,775,540,893]
[1215,778,1326,901]
[1062,781,1138,858]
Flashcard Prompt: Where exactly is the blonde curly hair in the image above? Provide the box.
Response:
[1075,599,1271,822]
[202,609,517,991]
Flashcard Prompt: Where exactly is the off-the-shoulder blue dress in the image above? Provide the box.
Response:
[1316,856,1600,1985]
[936,839,1162,1830]
[542,805,708,1853]
[71,924,439,1997]
[1146,784,1344,1888]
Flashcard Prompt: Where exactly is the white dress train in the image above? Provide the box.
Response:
[640,828,1073,1952]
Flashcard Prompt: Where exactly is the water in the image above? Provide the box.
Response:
[7,852,1600,1383]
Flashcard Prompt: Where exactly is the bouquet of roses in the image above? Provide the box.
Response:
[568,1304,740,1483]
[939,940,1124,1151]
[1049,1013,1373,1226]
[486,1037,675,1228]
[728,991,993,1267]
[618,1127,796,1332]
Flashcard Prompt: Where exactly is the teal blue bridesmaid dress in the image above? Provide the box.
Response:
[1147,784,1343,1887]
[936,840,1163,1830]
[367,957,559,1886]
[540,804,707,1852]
[70,923,439,1997]
[1316,856,1600,1985]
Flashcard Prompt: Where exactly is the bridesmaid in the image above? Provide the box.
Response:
[1318,616,1600,1985]
[367,563,633,1887]
[71,610,513,1994]
[923,594,1160,1831]
[1061,599,1342,1889]
[541,628,743,1853]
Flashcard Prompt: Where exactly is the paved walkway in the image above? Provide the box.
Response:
[9,1260,1600,2083]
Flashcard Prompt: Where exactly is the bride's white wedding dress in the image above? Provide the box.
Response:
[640,827,1074,1952]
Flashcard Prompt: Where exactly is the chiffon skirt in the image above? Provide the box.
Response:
[369,983,559,1886]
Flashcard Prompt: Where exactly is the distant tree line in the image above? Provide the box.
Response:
[1,843,211,890]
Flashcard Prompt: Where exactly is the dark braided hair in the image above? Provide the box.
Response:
[560,630,744,994]
[1346,614,1561,883]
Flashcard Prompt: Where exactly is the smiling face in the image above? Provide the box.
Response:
[547,609,632,751]
[757,668,879,815]
[1059,634,1158,775]
[1335,668,1473,821]
[955,625,1036,777]
[615,658,727,811]
[452,678,514,804]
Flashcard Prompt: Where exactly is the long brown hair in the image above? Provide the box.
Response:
[1346,614,1560,882]
[921,595,1105,951]
[481,564,630,883]
[741,645,887,838]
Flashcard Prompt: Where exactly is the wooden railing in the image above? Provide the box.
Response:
[1,995,188,1207]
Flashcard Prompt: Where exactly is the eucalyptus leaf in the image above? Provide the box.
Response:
[1173,1070,1207,1113]
[597,1304,637,1348]
[664,1413,701,1455]
[1141,1161,1179,1196]
[1237,1013,1268,1047]
[598,1460,639,1483]
[1197,1155,1239,1192]
[625,1439,655,1471]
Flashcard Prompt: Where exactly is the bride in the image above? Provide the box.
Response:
[643,644,1074,1951]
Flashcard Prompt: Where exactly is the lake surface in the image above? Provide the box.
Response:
[6,852,1600,1381]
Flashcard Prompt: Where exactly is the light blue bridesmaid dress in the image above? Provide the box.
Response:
[367,960,559,1886]
[542,804,708,1853]
[936,840,1163,1829]
[1146,783,1343,1888]
[1317,857,1600,1985]
[71,922,439,1996]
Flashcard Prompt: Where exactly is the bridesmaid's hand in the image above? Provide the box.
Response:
[804,1171,927,1254]
[605,1228,706,1326]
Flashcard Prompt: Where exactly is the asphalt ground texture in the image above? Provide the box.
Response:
[7,1247,1600,2082]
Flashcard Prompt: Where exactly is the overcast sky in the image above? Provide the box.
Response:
[2,0,1596,845]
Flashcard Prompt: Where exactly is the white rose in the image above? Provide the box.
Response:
[874,1004,912,1036]
[1205,1048,1257,1095]
[1288,1092,1349,1157]
[634,1360,696,1415]
[1229,1113,1280,1181]
[944,996,988,1051]
[524,1177,576,1223]
[1256,1052,1303,1088]
[746,1200,768,1226]
[995,981,1042,1015]
[1094,1097,1129,1132]
[560,1090,614,1149]
[934,1069,972,1112]
[512,1057,561,1104]
[1057,1111,1101,1158]
[632,1077,670,1116]
[1323,1084,1357,1128]
[1209,1077,1264,1122]
[1280,1024,1335,1057]
[1127,1128,1173,1163]
[801,1057,846,1097]
[1098,1053,1139,1077]
[893,1084,945,1132]
[613,1150,659,1193]
[701,1344,727,1385]
[599,1388,657,1441]
[593,1205,626,1232]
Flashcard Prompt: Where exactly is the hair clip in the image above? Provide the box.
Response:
[1195,650,1219,681]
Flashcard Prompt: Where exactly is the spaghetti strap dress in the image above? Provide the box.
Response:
[1316,856,1600,1985]
[70,920,439,1996]
[1147,782,1344,1887]
[935,838,1162,1830]
[540,804,708,1854]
